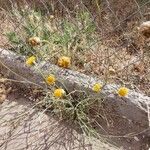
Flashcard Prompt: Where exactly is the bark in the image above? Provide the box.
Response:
[0,48,149,128]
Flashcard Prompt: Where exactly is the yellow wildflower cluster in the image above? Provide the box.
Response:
[92,83,128,97]
[45,75,65,98]
[25,54,129,98]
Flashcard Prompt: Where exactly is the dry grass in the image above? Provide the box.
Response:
[0,1,150,95]
[0,1,150,149]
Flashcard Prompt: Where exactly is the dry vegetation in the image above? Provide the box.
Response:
[0,0,150,149]
[0,0,150,95]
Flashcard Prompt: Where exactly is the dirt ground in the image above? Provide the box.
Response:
[0,80,149,150]
[0,88,122,150]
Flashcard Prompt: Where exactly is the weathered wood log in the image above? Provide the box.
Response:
[0,48,149,132]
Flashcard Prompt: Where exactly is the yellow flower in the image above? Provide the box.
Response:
[92,83,102,92]
[45,75,56,85]
[26,56,36,66]
[54,88,65,98]
[58,56,71,68]
[28,37,41,46]
[118,87,129,97]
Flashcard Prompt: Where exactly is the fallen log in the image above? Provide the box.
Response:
[0,48,149,137]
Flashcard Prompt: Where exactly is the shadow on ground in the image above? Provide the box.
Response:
[0,90,122,150]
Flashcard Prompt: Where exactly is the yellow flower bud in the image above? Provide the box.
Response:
[26,56,36,66]
[58,56,71,68]
[92,83,102,92]
[45,75,56,85]
[54,88,65,98]
[118,87,129,97]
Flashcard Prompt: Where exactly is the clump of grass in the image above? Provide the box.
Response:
[6,6,97,70]
[38,88,104,138]
[4,4,150,96]
[22,55,130,145]
[4,5,108,140]
[1,2,150,149]
[3,5,140,149]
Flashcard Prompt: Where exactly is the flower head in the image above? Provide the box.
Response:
[54,88,65,98]
[58,56,71,68]
[28,37,41,46]
[45,75,56,85]
[118,87,129,97]
[92,83,102,92]
[26,56,36,66]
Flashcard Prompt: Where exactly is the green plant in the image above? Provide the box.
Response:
[40,88,104,138]
[5,6,106,138]
[6,7,97,68]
